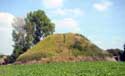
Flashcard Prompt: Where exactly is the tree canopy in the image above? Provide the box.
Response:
[25,10,55,44]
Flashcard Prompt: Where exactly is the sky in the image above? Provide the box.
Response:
[0,0,125,55]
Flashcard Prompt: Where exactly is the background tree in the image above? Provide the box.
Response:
[121,44,125,61]
[106,48,123,57]
[25,10,55,45]
[7,17,26,63]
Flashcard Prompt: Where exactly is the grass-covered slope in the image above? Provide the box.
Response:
[17,33,109,62]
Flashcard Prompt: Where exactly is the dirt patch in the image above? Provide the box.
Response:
[15,56,116,64]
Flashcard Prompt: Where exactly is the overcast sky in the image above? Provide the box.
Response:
[0,0,125,55]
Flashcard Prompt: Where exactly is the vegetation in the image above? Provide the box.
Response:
[106,49,123,56]
[6,18,26,63]
[17,33,109,63]
[120,44,125,61]
[0,62,125,76]
[25,10,55,44]
[7,10,55,63]
[106,44,125,61]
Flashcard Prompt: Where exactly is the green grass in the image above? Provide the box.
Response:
[0,62,125,76]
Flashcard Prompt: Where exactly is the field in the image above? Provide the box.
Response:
[0,62,125,76]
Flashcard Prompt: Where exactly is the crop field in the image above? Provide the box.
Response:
[0,62,125,76]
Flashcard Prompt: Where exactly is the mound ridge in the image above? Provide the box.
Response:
[17,33,109,63]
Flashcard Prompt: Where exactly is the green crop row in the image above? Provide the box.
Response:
[0,62,125,76]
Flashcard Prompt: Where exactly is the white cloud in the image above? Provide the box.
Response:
[42,0,63,8]
[0,12,14,25]
[55,18,80,33]
[0,12,15,31]
[93,1,113,11]
[0,12,15,55]
[52,8,84,16]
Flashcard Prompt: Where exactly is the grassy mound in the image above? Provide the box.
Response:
[17,33,109,63]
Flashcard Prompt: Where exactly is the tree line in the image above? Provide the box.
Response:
[106,44,125,61]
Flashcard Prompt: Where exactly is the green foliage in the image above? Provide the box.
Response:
[71,40,84,51]
[0,62,125,76]
[25,10,55,44]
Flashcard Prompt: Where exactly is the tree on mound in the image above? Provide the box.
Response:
[7,10,55,63]
[24,10,55,45]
